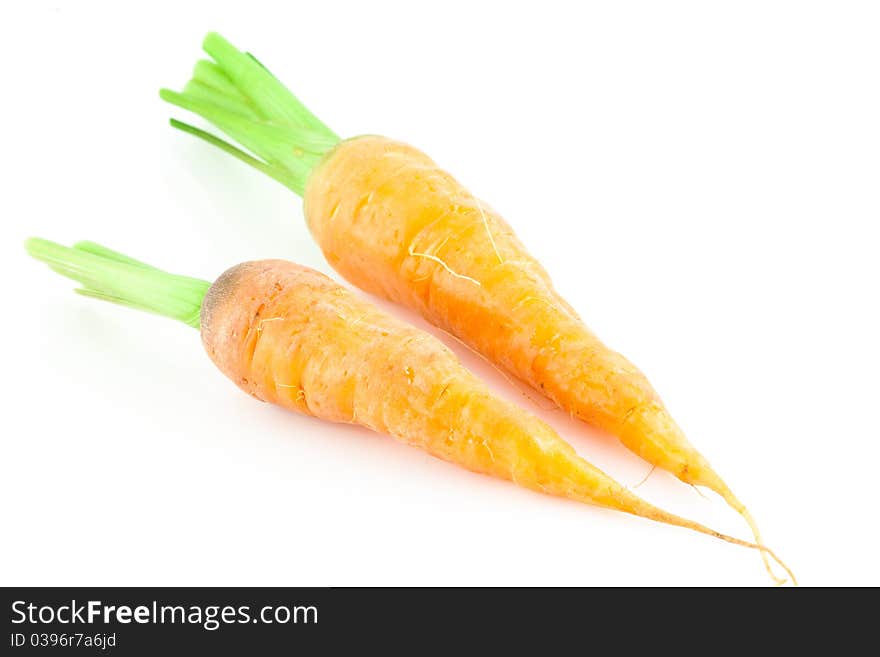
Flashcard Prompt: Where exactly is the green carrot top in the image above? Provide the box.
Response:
[25,238,210,329]
[160,32,340,196]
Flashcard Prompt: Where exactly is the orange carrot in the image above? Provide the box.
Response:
[26,238,793,581]
[160,33,793,582]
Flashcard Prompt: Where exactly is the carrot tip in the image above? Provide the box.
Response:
[710,482,798,586]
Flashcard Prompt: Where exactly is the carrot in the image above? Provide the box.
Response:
[159,33,793,582]
[26,238,792,581]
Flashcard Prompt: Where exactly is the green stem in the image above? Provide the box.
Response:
[160,32,341,197]
[25,238,210,329]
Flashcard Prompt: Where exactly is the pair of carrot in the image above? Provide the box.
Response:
[28,32,794,583]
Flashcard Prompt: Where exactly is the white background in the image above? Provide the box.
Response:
[1,1,877,586]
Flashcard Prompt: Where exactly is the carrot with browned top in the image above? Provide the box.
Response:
[159,33,792,582]
[25,238,793,581]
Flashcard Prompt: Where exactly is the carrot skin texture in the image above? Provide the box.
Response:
[304,137,714,489]
[201,260,688,522]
